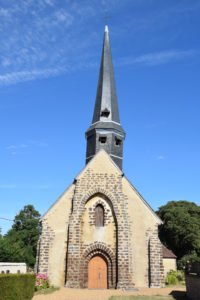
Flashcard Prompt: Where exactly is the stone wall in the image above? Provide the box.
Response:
[65,167,134,289]
[163,258,177,277]
[146,227,165,287]
[35,185,74,286]
[35,220,55,274]
[122,171,164,288]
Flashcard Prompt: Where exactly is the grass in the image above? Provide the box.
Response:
[34,286,60,295]
[109,295,187,300]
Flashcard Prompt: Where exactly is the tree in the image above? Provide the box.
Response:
[157,201,200,267]
[0,205,41,267]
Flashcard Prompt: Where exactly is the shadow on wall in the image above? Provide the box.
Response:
[169,290,187,300]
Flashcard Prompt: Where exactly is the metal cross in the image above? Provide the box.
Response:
[104,10,111,25]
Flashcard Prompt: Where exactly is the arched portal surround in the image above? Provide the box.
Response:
[65,174,133,289]
[81,243,116,288]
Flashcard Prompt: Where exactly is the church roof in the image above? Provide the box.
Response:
[162,245,177,258]
[92,25,121,126]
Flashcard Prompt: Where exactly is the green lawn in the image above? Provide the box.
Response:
[109,295,187,300]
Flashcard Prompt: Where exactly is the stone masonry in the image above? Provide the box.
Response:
[35,221,55,274]
[36,150,165,288]
[146,227,164,287]
[65,167,134,289]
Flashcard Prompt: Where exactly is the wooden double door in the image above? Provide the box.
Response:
[88,255,107,289]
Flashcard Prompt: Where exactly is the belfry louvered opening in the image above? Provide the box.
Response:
[101,109,110,118]
[99,136,107,144]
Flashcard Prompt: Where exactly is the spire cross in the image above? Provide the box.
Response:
[104,10,111,25]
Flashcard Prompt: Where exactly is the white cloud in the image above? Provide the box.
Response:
[0,184,17,189]
[35,9,74,29]
[44,0,54,6]
[157,155,165,160]
[1,58,11,67]
[0,68,66,86]
[118,49,197,67]
[5,141,48,155]
[0,8,11,18]
[0,0,199,86]
[29,141,48,147]
[6,144,28,150]
[55,10,73,24]
[6,145,17,149]
[0,183,50,189]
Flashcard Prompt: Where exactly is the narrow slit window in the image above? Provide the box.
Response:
[99,136,107,144]
[101,109,110,118]
[115,137,122,146]
[95,204,104,227]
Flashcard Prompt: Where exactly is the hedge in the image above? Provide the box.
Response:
[0,273,36,300]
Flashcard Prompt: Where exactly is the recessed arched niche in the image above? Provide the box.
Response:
[81,194,117,250]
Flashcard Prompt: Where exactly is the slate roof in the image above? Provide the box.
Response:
[162,245,177,258]
[92,25,121,126]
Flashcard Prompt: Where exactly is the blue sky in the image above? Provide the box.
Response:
[0,0,200,235]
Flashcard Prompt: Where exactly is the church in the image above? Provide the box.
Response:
[35,25,164,289]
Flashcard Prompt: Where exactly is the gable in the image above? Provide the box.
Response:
[122,175,163,225]
[41,184,74,220]
[76,149,123,180]
[41,149,119,219]
[41,149,162,225]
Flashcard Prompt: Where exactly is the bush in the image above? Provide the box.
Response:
[0,273,36,300]
[165,269,185,285]
[35,273,49,291]
[178,252,200,270]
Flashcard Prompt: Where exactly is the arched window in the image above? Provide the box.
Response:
[95,204,104,227]
[6,270,10,274]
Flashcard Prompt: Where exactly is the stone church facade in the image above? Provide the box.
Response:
[35,26,164,289]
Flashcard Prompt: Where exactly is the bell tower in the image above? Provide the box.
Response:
[85,25,126,169]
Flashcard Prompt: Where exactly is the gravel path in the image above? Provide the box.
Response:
[32,286,186,300]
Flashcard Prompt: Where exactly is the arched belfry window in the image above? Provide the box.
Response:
[95,204,104,227]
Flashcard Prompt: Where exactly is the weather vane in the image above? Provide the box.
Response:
[104,10,111,26]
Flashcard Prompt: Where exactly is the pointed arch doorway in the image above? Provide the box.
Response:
[88,256,107,289]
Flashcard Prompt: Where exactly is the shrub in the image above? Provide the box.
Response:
[165,269,185,285]
[35,273,49,291]
[178,253,200,270]
[0,273,36,300]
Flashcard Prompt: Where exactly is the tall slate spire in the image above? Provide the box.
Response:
[92,25,120,124]
[85,25,126,169]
